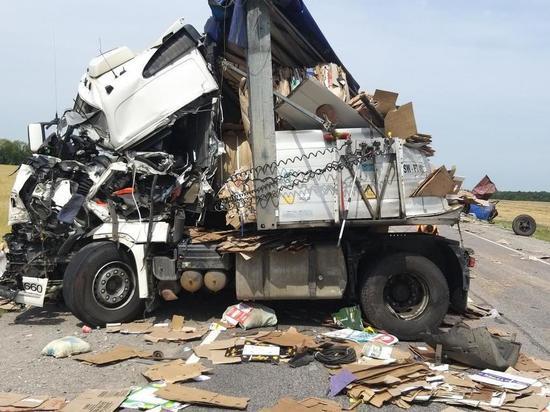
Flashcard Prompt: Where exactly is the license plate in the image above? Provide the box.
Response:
[15,277,48,307]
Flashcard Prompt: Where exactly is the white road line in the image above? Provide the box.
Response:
[464,230,550,267]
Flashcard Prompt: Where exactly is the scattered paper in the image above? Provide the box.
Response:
[120,383,186,411]
[323,328,398,345]
[362,342,393,360]
[242,344,280,357]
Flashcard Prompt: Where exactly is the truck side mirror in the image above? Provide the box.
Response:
[27,123,45,152]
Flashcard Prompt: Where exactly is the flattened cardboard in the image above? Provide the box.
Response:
[533,358,550,371]
[193,338,245,358]
[156,384,249,410]
[73,345,152,365]
[442,373,477,388]
[62,389,129,412]
[299,397,342,411]
[369,391,393,408]
[373,89,398,115]
[210,349,241,365]
[11,396,48,409]
[120,321,154,334]
[144,327,206,343]
[261,397,342,412]
[514,353,542,372]
[0,393,27,407]
[143,360,209,383]
[384,102,417,139]
[501,395,549,412]
[257,327,318,349]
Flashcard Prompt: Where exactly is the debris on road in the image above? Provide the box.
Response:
[62,389,129,412]
[155,384,249,410]
[120,382,187,411]
[41,336,91,358]
[331,305,363,330]
[0,393,66,411]
[221,303,278,329]
[142,360,210,384]
[73,345,153,366]
[260,397,342,412]
[423,324,521,371]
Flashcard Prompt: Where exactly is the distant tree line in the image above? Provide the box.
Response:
[493,191,550,202]
[0,139,31,165]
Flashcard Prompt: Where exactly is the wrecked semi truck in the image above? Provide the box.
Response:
[0,1,472,339]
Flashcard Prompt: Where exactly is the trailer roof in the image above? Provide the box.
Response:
[205,0,360,95]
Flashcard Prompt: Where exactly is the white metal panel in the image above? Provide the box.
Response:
[274,128,454,226]
[276,130,338,223]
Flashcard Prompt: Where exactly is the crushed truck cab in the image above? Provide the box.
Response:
[1,4,471,339]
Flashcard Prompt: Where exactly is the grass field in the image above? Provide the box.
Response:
[492,199,550,241]
[0,164,18,237]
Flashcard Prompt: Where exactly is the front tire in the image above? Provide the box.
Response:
[63,242,144,327]
[359,253,449,340]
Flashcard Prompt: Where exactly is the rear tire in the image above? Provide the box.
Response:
[512,214,536,236]
[63,242,144,327]
[359,253,449,340]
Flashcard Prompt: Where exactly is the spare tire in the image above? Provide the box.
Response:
[63,241,144,327]
[512,214,536,236]
[359,253,449,340]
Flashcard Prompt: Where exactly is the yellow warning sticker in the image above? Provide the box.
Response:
[282,194,295,204]
[364,185,377,199]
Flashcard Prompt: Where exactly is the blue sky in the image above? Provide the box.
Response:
[0,1,548,190]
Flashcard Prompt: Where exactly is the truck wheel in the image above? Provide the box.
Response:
[63,242,143,327]
[360,253,449,340]
[512,214,536,236]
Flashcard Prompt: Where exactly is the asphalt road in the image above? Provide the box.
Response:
[0,220,548,411]
[439,221,550,358]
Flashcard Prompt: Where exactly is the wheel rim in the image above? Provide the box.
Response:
[518,219,532,233]
[92,261,135,311]
[383,272,430,320]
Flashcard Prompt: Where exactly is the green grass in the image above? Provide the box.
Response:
[0,164,18,237]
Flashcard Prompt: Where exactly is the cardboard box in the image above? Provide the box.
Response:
[384,102,417,138]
